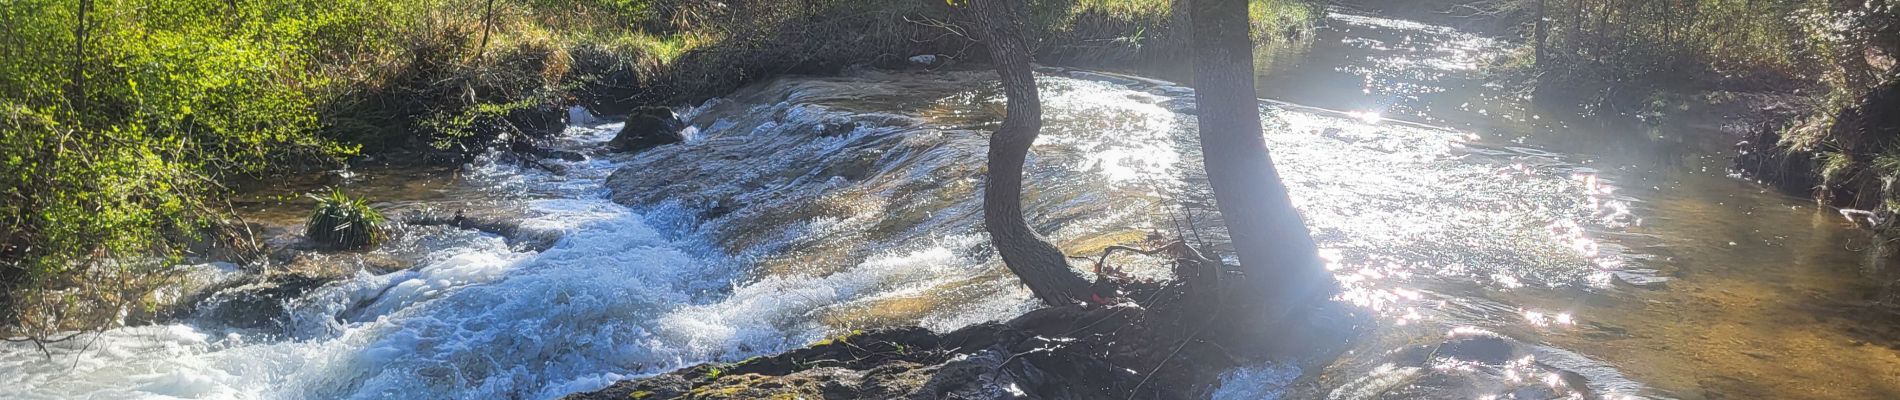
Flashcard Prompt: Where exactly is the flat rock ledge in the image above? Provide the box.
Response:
[566,303,1232,400]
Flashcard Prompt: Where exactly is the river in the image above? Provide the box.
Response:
[2,8,1896,400]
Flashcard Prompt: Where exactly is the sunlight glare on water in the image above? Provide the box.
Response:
[8,10,1900,393]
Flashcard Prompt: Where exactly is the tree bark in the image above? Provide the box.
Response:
[71,0,90,114]
[1187,0,1333,324]
[476,0,496,61]
[1535,0,1549,68]
[967,0,1092,306]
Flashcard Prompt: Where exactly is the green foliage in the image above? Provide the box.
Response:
[1524,0,1900,97]
[1533,0,1815,81]
[0,0,365,335]
[419,97,548,150]
[1871,148,1900,180]
[0,0,708,334]
[1820,150,1855,182]
[1023,0,1318,64]
[612,32,705,64]
[304,189,386,249]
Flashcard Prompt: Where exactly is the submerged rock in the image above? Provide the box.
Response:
[1323,328,1597,400]
[611,107,686,152]
[184,273,334,331]
[400,209,562,252]
[512,139,587,162]
[907,54,945,68]
[507,103,571,138]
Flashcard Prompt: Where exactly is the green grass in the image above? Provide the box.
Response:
[304,189,386,249]
[611,32,707,64]
[1820,151,1855,182]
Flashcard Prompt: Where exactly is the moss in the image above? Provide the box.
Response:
[1062,229,1152,256]
[686,373,768,399]
[811,329,866,347]
[734,356,764,368]
[628,390,653,399]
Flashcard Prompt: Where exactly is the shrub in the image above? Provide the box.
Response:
[305,190,387,250]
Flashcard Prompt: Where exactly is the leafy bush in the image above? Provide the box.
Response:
[305,190,387,250]
[0,0,363,334]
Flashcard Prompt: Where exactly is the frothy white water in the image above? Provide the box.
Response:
[0,113,1011,398]
[0,123,714,399]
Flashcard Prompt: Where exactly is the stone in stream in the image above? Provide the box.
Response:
[511,139,587,162]
[611,107,686,152]
[183,273,335,331]
[907,54,945,68]
[398,209,562,252]
[506,103,571,138]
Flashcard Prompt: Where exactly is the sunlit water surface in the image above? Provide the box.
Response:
[2,9,1898,400]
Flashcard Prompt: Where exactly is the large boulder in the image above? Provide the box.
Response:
[611,107,686,152]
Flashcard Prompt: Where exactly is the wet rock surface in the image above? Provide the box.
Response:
[566,304,1222,400]
[398,209,561,252]
[611,107,687,152]
[173,273,335,331]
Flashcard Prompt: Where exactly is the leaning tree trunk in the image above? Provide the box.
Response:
[968,0,1092,306]
[1187,0,1334,324]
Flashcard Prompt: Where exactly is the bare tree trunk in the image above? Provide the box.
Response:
[968,0,1092,306]
[1594,0,1610,51]
[475,0,496,61]
[1662,0,1674,52]
[1572,0,1584,50]
[1187,0,1332,323]
[71,0,90,114]
[1535,0,1549,68]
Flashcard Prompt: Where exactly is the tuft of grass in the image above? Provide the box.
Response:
[305,189,386,249]
[1872,148,1900,180]
[611,32,708,65]
[1819,151,1855,183]
[1248,0,1315,40]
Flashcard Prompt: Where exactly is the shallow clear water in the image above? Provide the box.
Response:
[3,9,1897,400]
[1237,9,1900,399]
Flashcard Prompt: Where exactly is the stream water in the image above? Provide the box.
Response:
[2,8,1897,400]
